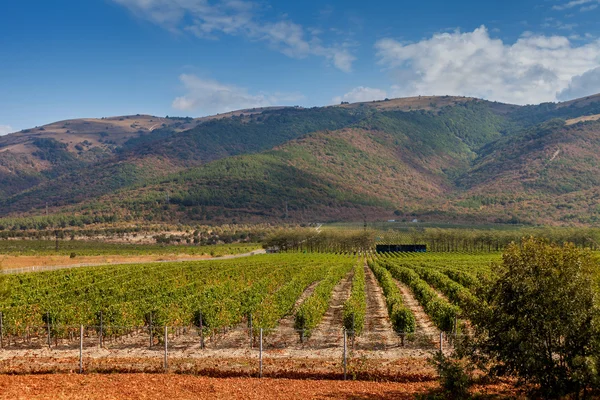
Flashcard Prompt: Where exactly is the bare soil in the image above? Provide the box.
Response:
[357,263,400,350]
[1,249,264,273]
[265,281,319,348]
[0,373,521,399]
[394,281,439,348]
[0,373,438,399]
[302,269,354,351]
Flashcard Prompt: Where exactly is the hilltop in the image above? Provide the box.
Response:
[2,94,600,226]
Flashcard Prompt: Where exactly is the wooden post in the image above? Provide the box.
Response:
[164,326,168,371]
[149,314,153,349]
[79,325,84,373]
[46,312,51,348]
[199,311,204,349]
[343,329,347,381]
[248,313,253,349]
[259,328,263,378]
[99,312,103,348]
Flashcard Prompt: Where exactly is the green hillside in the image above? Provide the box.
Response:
[2,94,600,226]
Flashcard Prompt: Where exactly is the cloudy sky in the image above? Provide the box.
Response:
[2,0,600,132]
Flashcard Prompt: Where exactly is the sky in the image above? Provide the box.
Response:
[2,0,600,134]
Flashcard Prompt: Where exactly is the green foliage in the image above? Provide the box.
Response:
[384,262,459,332]
[0,254,348,331]
[368,260,415,334]
[252,262,332,332]
[121,107,365,162]
[264,229,375,253]
[429,351,473,399]
[468,238,600,398]
[509,100,600,127]
[343,261,367,335]
[410,266,479,313]
[294,258,354,336]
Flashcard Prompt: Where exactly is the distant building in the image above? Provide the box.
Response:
[376,244,427,253]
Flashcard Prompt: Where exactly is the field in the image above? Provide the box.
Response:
[0,241,261,271]
[0,250,510,390]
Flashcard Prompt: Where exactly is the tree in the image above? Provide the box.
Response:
[467,238,600,398]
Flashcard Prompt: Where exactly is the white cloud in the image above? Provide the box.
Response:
[332,87,387,104]
[172,74,303,114]
[553,0,600,10]
[112,0,355,72]
[0,125,13,136]
[375,26,600,105]
[557,67,600,100]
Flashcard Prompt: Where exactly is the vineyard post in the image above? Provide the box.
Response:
[343,328,347,381]
[149,314,153,349]
[199,310,204,349]
[259,328,263,378]
[46,312,51,348]
[248,313,253,349]
[99,312,103,348]
[79,325,83,374]
[439,331,443,353]
[351,314,355,349]
[0,311,3,349]
[164,326,168,371]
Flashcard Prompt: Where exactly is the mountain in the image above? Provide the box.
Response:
[2,94,600,226]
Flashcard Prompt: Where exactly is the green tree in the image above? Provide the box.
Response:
[467,238,600,398]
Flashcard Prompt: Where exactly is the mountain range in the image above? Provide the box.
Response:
[2,93,600,226]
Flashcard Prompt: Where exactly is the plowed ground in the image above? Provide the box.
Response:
[0,374,519,399]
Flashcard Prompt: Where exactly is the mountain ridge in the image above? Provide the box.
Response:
[2,94,600,226]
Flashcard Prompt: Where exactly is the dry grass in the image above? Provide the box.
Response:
[565,114,600,125]
[0,254,215,270]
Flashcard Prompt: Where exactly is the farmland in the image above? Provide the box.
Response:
[0,250,506,381]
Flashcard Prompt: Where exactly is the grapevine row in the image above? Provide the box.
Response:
[368,260,415,334]
[383,261,459,332]
[342,260,366,335]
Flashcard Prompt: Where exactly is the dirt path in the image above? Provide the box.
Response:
[302,269,354,351]
[356,262,399,350]
[265,281,319,348]
[395,280,439,349]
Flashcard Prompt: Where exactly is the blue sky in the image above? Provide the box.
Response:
[2,0,600,133]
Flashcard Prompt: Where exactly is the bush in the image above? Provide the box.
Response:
[468,238,600,398]
[430,351,472,399]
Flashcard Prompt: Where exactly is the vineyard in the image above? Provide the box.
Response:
[0,251,504,378]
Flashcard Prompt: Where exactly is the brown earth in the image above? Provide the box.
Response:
[0,249,264,272]
[0,373,520,399]
[394,281,439,349]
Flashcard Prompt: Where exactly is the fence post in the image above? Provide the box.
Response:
[79,325,84,374]
[46,312,51,348]
[199,311,204,349]
[248,313,253,349]
[149,314,153,349]
[259,328,263,378]
[0,311,3,349]
[439,331,443,353]
[351,314,355,349]
[99,312,103,348]
[343,329,347,381]
[164,326,168,371]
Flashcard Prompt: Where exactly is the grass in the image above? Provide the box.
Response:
[0,240,261,257]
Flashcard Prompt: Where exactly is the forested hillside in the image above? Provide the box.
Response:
[2,94,600,226]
